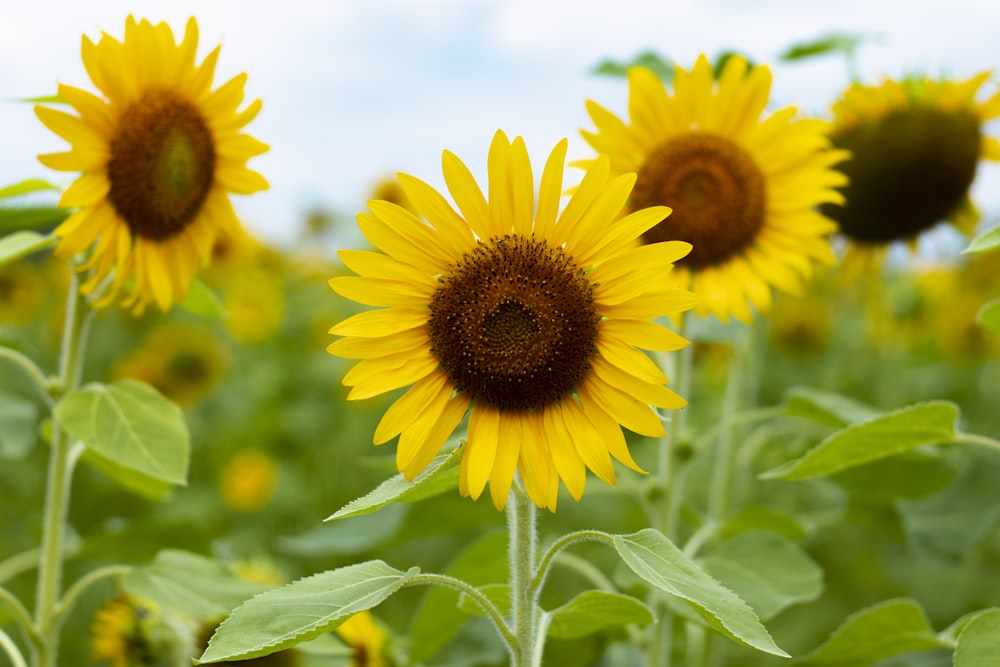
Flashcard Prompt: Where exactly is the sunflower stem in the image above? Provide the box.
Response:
[32,269,92,667]
[507,480,540,667]
[0,629,27,667]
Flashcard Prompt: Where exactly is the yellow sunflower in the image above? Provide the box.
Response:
[336,611,389,667]
[581,55,848,323]
[219,448,279,512]
[328,130,697,511]
[36,15,268,314]
[824,72,1000,270]
[91,594,190,667]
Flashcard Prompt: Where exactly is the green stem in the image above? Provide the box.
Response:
[531,530,613,597]
[707,336,747,523]
[0,629,28,667]
[508,482,538,667]
[951,433,1000,453]
[0,587,37,644]
[0,549,41,586]
[689,406,784,454]
[404,573,515,650]
[33,269,93,667]
[0,348,53,408]
[57,565,132,621]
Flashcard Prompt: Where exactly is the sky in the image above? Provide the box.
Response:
[2,0,999,249]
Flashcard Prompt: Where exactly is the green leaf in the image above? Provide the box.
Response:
[0,179,60,200]
[16,94,65,104]
[592,51,674,82]
[964,225,1000,254]
[123,550,266,617]
[410,531,508,662]
[829,450,957,501]
[0,207,70,232]
[177,278,226,317]
[783,386,881,428]
[779,31,874,62]
[977,298,1000,334]
[700,531,823,621]
[763,401,958,480]
[713,51,755,78]
[80,449,175,500]
[278,504,407,557]
[799,598,950,666]
[0,391,39,459]
[327,446,463,520]
[612,528,788,657]
[55,380,190,487]
[458,583,511,618]
[547,591,654,639]
[197,560,419,663]
[954,609,1000,667]
[0,231,57,267]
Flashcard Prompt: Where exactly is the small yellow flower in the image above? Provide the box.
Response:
[581,55,847,323]
[329,130,697,511]
[219,448,278,512]
[336,611,389,667]
[36,16,268,313]
[91,594,190,667]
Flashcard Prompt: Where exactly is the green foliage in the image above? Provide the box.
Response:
[964,224,1000,254]
[0,207,69,233]
[0,390,39,459]
[279,504,407,557]
[177,279,226,318]
[123,550,266,617]
[799,598,951,666]
[700,531,822,621]
[612,529,789,657]
[976,298,1000,333]
[764,401,959,480]
[953,609,1000,667]
[783,386,881,428]
[779,31,874,62]
[592,50,674,82]
[546,591,654,639]
[197,560,419,663]
[55,380,191,488]
[0,179,60,200]
[0,230,57,267]
[326,446,462,520]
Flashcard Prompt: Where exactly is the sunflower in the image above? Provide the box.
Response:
[219,448,278,512]
[91,594,190,667]
[36,15,268,314]
[824,73,1000,270]
[336,611,389,667]
[328,130,697,511]
[580,55,848,323]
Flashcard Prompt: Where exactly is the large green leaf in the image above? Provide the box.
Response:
[80,448,175,500]
[799,598,950,666]
[700,531,823,620]
[0,230,57,267]
[410,530,508,662]
[123,550,265,617]
[0,207,69,232]
[783,387,880,428]
[612,529,788,657]
[327,446,462,520]
[0,179,60,200]
[763,401,958,480]
[964,224,1000,254]
[197,560,419,663]
[977,298,1000,334]
[55,380,190,487]
[954,609,1000,667]
[547,591,654,639]
[829,451,957,502]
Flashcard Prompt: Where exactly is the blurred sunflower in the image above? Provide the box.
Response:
[36,15,268,314]
[91,594,191,667]
[336,611,389,667]
[112,322,228,406]
[581,55,848,323]
[219,448,278,512]
[825,73,1000,270]
[329,130,697,511]
[768,291,832,357]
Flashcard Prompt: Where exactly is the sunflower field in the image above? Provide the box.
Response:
[2,11,1000,667]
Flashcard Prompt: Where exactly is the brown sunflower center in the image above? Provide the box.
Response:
[824,108,981,243]
[632,133,766,268]
[107,90,216,241]
[428,234,600,412]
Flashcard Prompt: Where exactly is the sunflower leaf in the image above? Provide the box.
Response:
[592,51,674,82]
[977,298,1000,334]
[0,231,58,267]
[55,380,190,487]
[783,386,881,428]
[953,608,1000,667]
[798,598,950,666]
[0,179,60,200]
[964,224,1000,254]
[178,278,226,318]
[196,561,419,663]
[326,446,463,521]
[779,31,876,62]
[123,550,266,617]
[546,591,654,639]
[612,528,789,657]
[762,401,958,480]
[0,207,70,233]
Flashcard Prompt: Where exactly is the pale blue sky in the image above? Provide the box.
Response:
[2,0,998,251]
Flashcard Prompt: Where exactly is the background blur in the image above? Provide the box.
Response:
[2,0,999,247]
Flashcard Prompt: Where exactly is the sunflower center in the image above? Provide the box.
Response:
[107,90,216,241]
[428,234,600,412]
[632,133,766,267]
[824,108,981,243]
